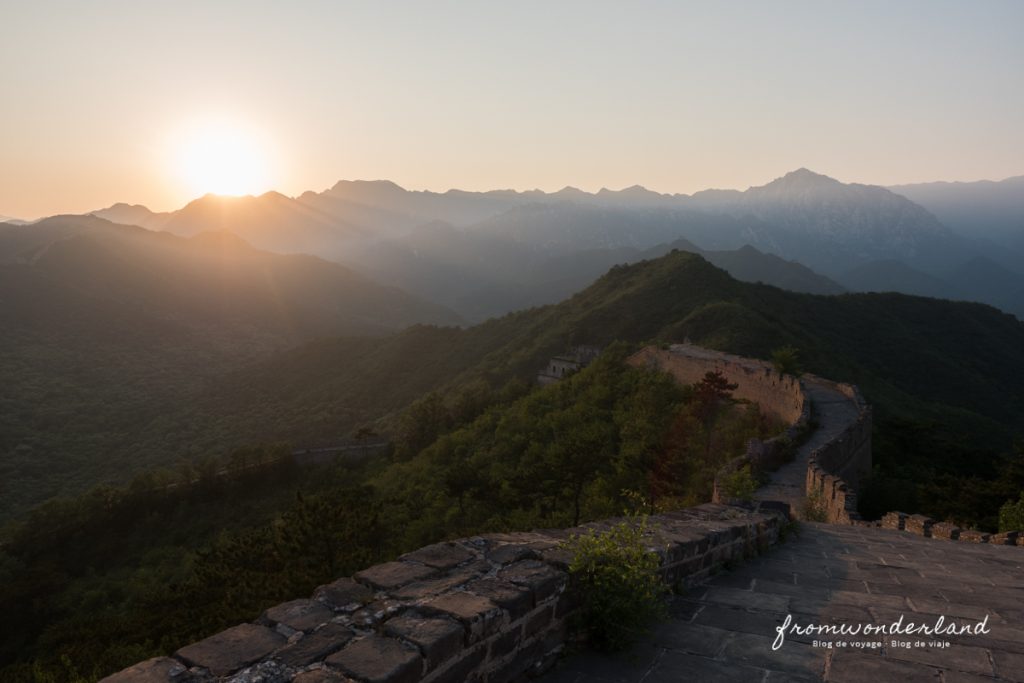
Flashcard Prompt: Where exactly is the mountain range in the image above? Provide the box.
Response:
[3,166,1022,518]
[85,169,1024,320]
[4,244,1022,523]
[891,175,1024,255]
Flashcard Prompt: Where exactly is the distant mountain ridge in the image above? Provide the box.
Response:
[889,175,1024,257]
[90,202,172,230]
[0,215,460,340]
[85,168,1024,319]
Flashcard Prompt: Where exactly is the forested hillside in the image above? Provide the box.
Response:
[0,216,459,520]
[0,348,777,681]
[4,249,1024,522]
[3,250,1024,681]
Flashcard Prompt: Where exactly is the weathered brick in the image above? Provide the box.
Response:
[326,635,423,683]
[930,522,961,541]
[420,592,504,643]
[400,543,475,570]
[464,579,533,620]
[314,577,374,611]
[355,562,438,591]
[391,565,488,601]
[292,670,353,683]
[553,589,580,619]
[991,531,1019,546]
[523,605,554,637]
[533,545,573,570]
[423,645,486,683]
[385,613,464,671]
[98,657,184,683]
[487,626,521,660]
[175,623,285,676]
[904,515,934,537]
[262,598,334,632]
[659,535,705,564]
[958,529,991,543]
[485,544,539,566]
[349,599,405,628]
[484,638,539,683]
[274,623,353,667]
[498,560,566,602]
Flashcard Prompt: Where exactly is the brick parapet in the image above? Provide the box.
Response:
[628,345,872,524]
[878,512,1022,548]
[628,344,807,424]
[625,345,814,507]
[803,382,872,524]
[101,504,786,683]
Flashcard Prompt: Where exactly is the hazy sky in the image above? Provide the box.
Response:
[2,1,1022,218]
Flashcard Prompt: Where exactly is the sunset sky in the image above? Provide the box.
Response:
[2,0,1022,219]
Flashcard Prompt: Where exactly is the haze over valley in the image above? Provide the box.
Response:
[76,169,1024,321]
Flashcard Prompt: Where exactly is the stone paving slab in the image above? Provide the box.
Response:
[540,523,1024,682]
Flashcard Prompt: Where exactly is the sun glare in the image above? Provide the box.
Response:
[175,122,272,197]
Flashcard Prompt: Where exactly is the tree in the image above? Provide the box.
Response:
[396,392,451,457]
[547,406,615,525]
[999,492,1024,533]
[771,346,801,376]
[693,371,738,461]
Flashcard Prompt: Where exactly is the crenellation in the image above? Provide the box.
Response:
[881,511,907,530]
[904,514,935,537]
[958,529,991,543]
[990,531,1020,546]
[930,521,961,541]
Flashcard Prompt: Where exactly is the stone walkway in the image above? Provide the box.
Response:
[754,379,861,518]
[541,523,1024,682]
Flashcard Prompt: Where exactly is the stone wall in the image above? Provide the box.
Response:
[627,344,806,424]
[102,344,868,683]
[101,504,786,683]
[626,344,817,508]
[880,511,1023,546]
[804,381,872,524]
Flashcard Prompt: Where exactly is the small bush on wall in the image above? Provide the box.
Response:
[563,518,668,652]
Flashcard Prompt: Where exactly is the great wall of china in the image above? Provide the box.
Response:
[102,344,1024,683]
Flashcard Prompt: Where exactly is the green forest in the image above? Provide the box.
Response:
[0,346,780,681]
[3,250,1024,681]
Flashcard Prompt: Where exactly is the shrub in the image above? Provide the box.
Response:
[771,346,802,376]
[564,518,668,652]
[998,492,1024,533]
[722,464,758,503]
[803,490,828,522]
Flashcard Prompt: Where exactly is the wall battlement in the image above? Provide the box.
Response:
[804,385,872,525]
[878,511,1022,546]
[101,504,786,683]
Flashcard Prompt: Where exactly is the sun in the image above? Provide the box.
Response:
[175,122,272,197]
